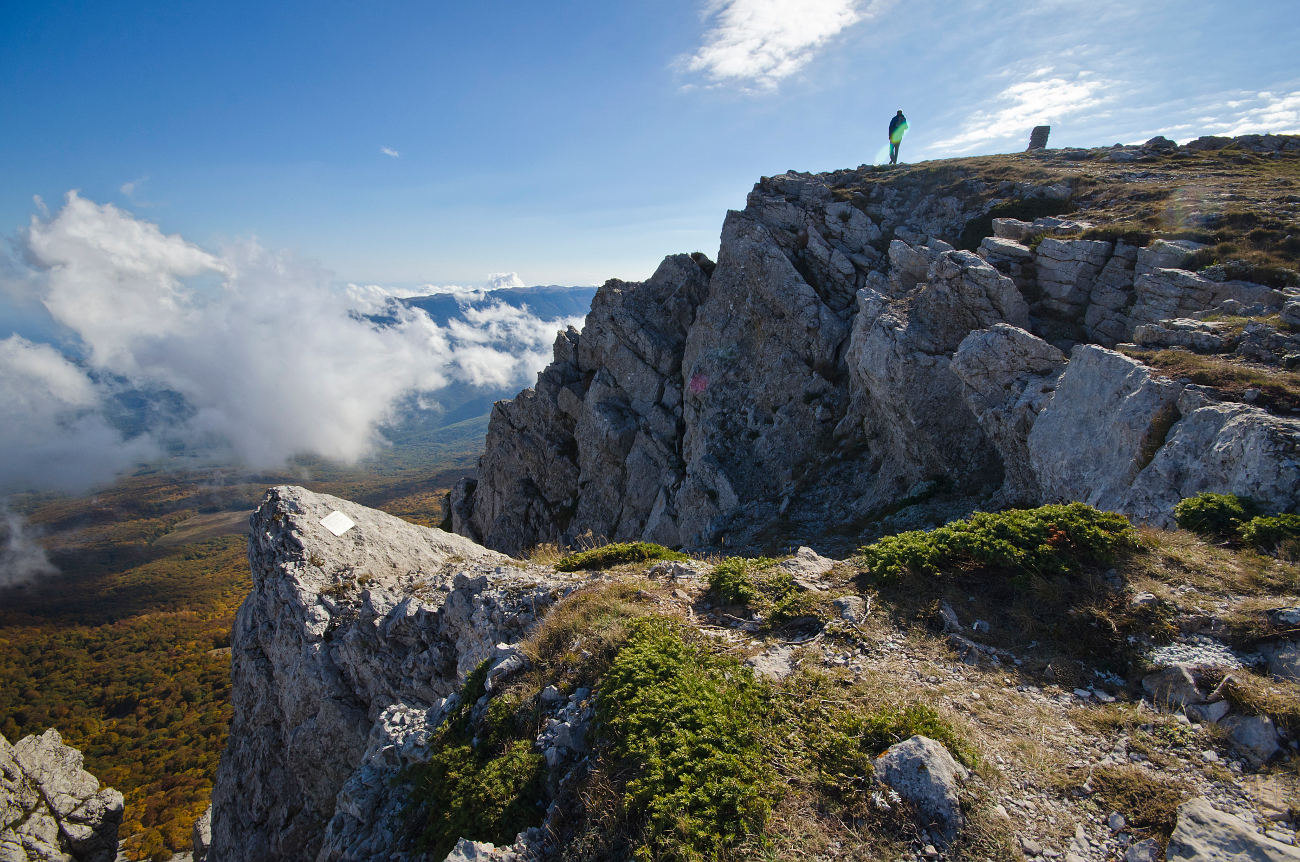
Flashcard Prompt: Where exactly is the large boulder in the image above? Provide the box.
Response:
[1220,715,1281,767]
[1166,797,1300,862]
[1028,345,1183,511]
[0,729,123,862]
[210,486,577,862]
[874,736,969,844]
[1142,666,1205,709]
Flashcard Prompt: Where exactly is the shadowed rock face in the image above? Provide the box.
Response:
[1,729,123,862]
[453,174,1028,554]
[208,486,577,862]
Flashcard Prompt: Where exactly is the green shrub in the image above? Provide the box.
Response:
[405,661,546,858]
[1172,493,1261,539]
[859,503,1137,581]
[769,590,821,625]
[1240,513,1300,548]
[555,542,688,572]
[597,618,774,862]
[706,557,782,605]
[814,703,973,801]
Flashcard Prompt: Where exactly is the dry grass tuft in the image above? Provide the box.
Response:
[1122,527,1300,598]
[520,580,651,687]
[1118,347,1300,413]
[1089,766,1189,842]
[524,542,565,567]
[1211,672,1300,736]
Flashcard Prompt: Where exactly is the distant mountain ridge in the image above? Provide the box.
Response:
[401,284,597,328]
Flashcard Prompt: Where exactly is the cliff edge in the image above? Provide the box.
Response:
[208,487,580,862]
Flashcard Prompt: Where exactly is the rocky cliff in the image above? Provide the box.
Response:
[208,487,578,862]
[452,134,1300,555]
[1,729,123,862]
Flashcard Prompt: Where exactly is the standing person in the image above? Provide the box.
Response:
[888,110,908,165]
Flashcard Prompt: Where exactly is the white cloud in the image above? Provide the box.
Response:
[119,176,149,201]
[684,0,882,89]
[487,272,525,289]
[1198,90,1300,137]
[445,301,584,388]
[1,506,58,587]
[0,194,585,493]
[381,147,400,157]
[25,192,228,372]
[0,335,157,493]
[933,74,1109,153]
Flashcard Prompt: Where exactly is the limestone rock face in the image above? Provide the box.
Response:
[454,171,1037,552]
[675,208,854,547]
[209,486,577,862]
[1127,269,1288,339]
[1034,237,1113,318]
[453,253,710,555]
[454,154,1300,553]
[1028,345,1183,511]
[845,249,1028,507]
[1121,401,1300,529]
[1167,797,1300,862]
[0,729,123,862]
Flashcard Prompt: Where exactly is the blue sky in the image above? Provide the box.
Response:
[2,0,1298,288]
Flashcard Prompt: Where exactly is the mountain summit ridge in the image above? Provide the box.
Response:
[450,135,1300,556]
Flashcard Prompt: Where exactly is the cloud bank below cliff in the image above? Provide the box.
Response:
[0,193,585,495]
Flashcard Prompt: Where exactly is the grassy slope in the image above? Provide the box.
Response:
[0,413,488,860]
[446,512,1298,862]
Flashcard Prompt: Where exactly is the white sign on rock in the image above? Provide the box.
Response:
[320,511,356,537]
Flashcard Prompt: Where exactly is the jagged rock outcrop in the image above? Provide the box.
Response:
[454,254,710,555]
[454,139,1300,554]
[209,486,578,862]
[844,247,1028,502]
[1,729,123,862]
[454,173,1046,552]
